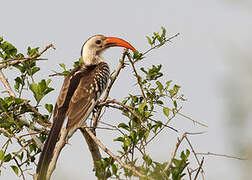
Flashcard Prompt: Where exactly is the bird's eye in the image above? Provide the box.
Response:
[95,40,102,45]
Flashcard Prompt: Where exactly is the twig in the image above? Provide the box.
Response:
[158,103,208,128]
[185,136,205,179]
[177,111,208,127]
[100,99,148,130]
[0,128,20,140]
[83,125,154,180]
[145,107,180,145]
[141,33,180,58]
[12,140,32,160]
[13,157,26,180]
[0,58,48,64]
[187,167,192,180]
[126,54,146,100]
[0,70,15,96]
[0,44,55,70]
[165,132,187,171]
[196,152,246,160]
[24,101,51,126]
[194,157,204,180]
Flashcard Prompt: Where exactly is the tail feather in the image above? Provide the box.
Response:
[36,108,66,180]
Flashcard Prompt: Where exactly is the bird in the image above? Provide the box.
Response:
[36,35,137,180]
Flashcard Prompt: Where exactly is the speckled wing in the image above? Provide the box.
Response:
[66,62,110,130]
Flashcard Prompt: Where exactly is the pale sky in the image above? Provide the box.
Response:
[1,0,251,179]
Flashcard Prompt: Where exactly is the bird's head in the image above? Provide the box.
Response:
[81,35,137,66]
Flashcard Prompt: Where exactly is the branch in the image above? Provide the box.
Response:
[101,100,177,133]
[82,125,154,180]
[0,127,20,140]
[196,152,246,160]
[165,132,187,171]
[141,33,180,58]
[194,157,204,180]
[24,101,52,126]
[177,111,208,128]
[185,136,205,179]
[79,128,102,170]
[126,54,146,100]
[0,44,55,70]
[0,70,15,96]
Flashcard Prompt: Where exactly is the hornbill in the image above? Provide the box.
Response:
[36,35,137,179]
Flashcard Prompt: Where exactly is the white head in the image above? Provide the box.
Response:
[81,35,137,66]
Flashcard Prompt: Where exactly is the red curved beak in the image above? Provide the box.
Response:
[105,37,137,52]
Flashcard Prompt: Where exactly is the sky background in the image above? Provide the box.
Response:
[1,0,252,179]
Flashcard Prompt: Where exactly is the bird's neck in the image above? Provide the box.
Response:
[81,46,104,66]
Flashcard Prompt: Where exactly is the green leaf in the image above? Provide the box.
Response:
[0,37,3,43]
[14,78,20,90]
[161,26,167,40]
[143,154,152,166]
[11,165,19,176]
[163,107,169,117]
[31,67,40,75]
[45,104,53,114]
[4,153,11,162]
[173,100,177,109]
[59,63,66,70]
[138,101,147,113]
[0,150,4,161]
[29,79,54,104]
[46,79,52,86]
[165,80,172,90]
[113,137,124,142]
[144,130,150,140]
[29,83,39,103]
[118,123,129,130]
[112,164,118,175]
[146,36,152,45]
[1,41,17,57]
[156,81,163,93]
[27,47,39,56]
